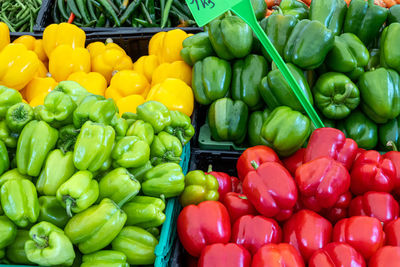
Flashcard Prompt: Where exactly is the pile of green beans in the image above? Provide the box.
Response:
[0,0,42,32]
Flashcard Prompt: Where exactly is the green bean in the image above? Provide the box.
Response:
[161,0,173,28]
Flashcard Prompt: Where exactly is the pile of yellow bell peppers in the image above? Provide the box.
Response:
[0,22,194,117]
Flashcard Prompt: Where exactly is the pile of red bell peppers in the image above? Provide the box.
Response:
[177,128,400,267]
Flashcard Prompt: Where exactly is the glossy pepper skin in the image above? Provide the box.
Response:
[320,191,353,224]
[243,162,297,221]
[369,246,400,267]
[310,0,347,35]
[37,91,76,128]
[81,250,129,267]
[37,196,69,229]
[247,109,271,146]
[207,166,234,201]
[150,132,182,165]
[385,218,400,246]
[0,86,22,119]
[0,141,9,176]
[389,5,400,24]
[283,148,305,176]
[0,179,39,228]
[105,70,149,102]
[192,56,231,105]
[16,120,58,176]
[0,22,10,51]
[57,124,79,153]
[126,120,154,145]
[136,101,171,133]
[333,216,385,260]
[198,243,251,267]
[0,216,16,250]
[5,102,33,133]
[0,168,30,187]
[379,118,400,150]
[53,80,91,105]
[223,192,258,224]
[6,230,32,264]
[308,242,366,267]
[280,0,309,20]
[284,19,335,70]
[180,32,215,66]
[261,106,311,156]
[164,110,194,146]
[381,23,400,74]
[251,243,305,267]
[42,23,85,57]
[283,210,332,261]
[112,136,150,168]
[110,114,128,137]
[65,198,127,254]
[180,170,219,207]
[122,196,166,228]
[25,221,75,266]
[67,71,107,96]
[148,29,189,63]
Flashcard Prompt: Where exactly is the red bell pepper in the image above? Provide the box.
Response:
[332,216,385,260]
[350,150,396,195]
[177,201,231,257]
[231,176,243,193]
[355,148,366,161]
[198,243,251,267]
[283,210,332,261]
[207,165,233,200]
[304,128,358,170]
[349,191,399,225]
[231,215,282,255]
[237,145,281,181]
[295,157,350,211]
[369,246,400,267]
[383,150,400,194]
[283,148,305,176]
[242,161,297,221]
[251,243,305,267]
[384,218,400,246]
[320,191,352,224]
[222,192,258,224]
[308,242,366,267]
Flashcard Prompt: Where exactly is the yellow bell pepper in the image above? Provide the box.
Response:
[49,45,91,82]
[43,23,86,58]
[133,55,159,82]
[67,71,107,96]
[105,70,150,101]
[146,78,194,116]
[13,35,48,62]
[29,92,47,107]
[35,60,49,78]
[116,95,146,115]
[0,22,10,52]
[148,29,189,63]
[0,44,40,91]
[87,41,125,59]
[24,77,58,102]
[151,61,192,87]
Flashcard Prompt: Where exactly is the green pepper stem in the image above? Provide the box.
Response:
[32,234,48,249]
[207,165,213,173]
[272,6,283,15]
[64,197,75,217]
[177,131,185,146]
[387,141,398,152]
[334,84,353,103]
[251,160,259,170]
[238,195,248,200]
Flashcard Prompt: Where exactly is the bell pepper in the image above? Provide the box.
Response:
[13,35,47,63]
[284,19,334,70]
[56,170,99,217]
[112,135,150,168]
[54,80,91,105]
[206,166,234,201]
[243,161,297,221]
[0,140,9,176]
[198,243,251,267]
[87,41,125,60]
[192,56,232,105]
[116,95,146,116]
[381,23,400,74]
[320,191,353,224]
[150,131,182,165]
[49,45,91,82]
[98,167,140,207]
[259,63,313,112]
[389,5,400,24]
[133,55,159,82]
[0,179,39,227]
[73,121,115,172]
[385,218,400,246]
[309,0,347,35]
[343,0,388,46]
[136,100,171,133]
[57,124,79,153]
[0,168,30,187]
[350,150,396,195]
[252,243,305,267]
[223,192,257,224]
[24,77,57,103]
[0,216,16,250]
[308,242,366,267]
[0,44,40,91]
[282,148,305,176]
[122,196,165,228]
[333,216,385,259]
[67,72,107,96]
[251,0,267,19]
[0,86,22,118]
[111,226,158,265]
[81,250,129,267]
[207,15,253,60]
[148,29,189,63]
[25,221,75,266]
[42,23,85,58]
[283,210,332,261]
[379,117,400,150]
[129,160,153,182]
[247,109,271,147]
[110,114,128,137]
[369,246,400,267]
[179,170,219,207]
[16,120,58,176]
[4,102,33,133]
[38,91,77,128]
[280,0,309,20]
[164,110,194,146]
[126,120,154,145]
[65,198,127,254]
[181,32,215,66]
[151,61,192,86]
[177,201,231,257]
[261,106,311,156]
[6,230,33,264]
[208,98,249,144]
[38,196,69,229]
[142,162,185,198]
[0,22,10,52]
[383,150,400,195]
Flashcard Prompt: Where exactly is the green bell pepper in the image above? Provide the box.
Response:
[259,63,313,112]
[388,5,400,24]
[36,149,75,196]
[0,86,22,119]
[111,226,158,266]
[126,120,154,145]
[150,131,182,165]
[313,72,360,120]
[208,98,248,144]
[164,110,194,146]
[16,120,58,176]
[98,167,141,207]
[54,81,91,105]
[279,0,309,20]
[112,136,150,168]
[129,160,153,182]
[0,120,18,148]
[181,32,215,66]
[381,23,400,74]
[122,196,166,228]
[248,109,271,147]
[232,54,268,110]
[358,68,400,124]
[142,162,185,198]
[0,168,30,187]
[6,230,32,265]
[192,56,232,105]
[343,0,388,46]
[25,221,75,266]
[251,0,267,20]
[5,103,33,133]
[337,110,377,150]
[122,112,139,128]
[38,196,69,229]
[136,101,171,133]
[0,179,39,227]
[310,0,347,36]
[64,198,127,254]
[284,19,335,70]
[57,124,80,153]
[111,114,128,137]
[0,140,9,176]
[81,250,129,267]
[366,48,380,71]
[56,170,99,217]
[179,170,219,207]
[38,91,77,128]
[261,106,311,156]
[207,14,253,60]
[0,216,16,249]
[73,121,115,172]
[379,116,400,150]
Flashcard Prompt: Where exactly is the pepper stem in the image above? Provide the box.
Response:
[64,197,75,217]
[177,131,185,146]
[32,234,48,249]
[334,84,353,103]
[272,6,283,15]
[251,160,259,170]
[207,164,213,173]
[238,195,248,200]
[387,141,399,152]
